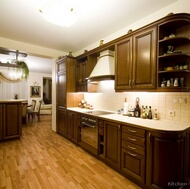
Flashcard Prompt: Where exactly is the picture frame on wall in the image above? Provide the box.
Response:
[30,86,41,98]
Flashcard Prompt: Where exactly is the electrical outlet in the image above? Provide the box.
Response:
[169,110,175,117]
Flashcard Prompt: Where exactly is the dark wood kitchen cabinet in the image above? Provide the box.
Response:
[57,107,67,136]
[121,125,146,185]
[0,101,22,141]
[146,130,186,189]
[115,24,157,91]
[104,121,121,170]
[67,110,79,143]
[56,56,75,136]
[75,55,97,92]
[0,104,2,140]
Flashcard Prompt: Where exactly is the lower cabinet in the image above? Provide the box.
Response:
[57,107,67,136]
[58,111,190,189]
[121,125,146,185]
[0,104,2,140]
[104,121,121,170]
[67,110,79,143]
[146,131,186,189]
[0,102,22,141]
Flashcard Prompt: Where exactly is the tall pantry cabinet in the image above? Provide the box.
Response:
[56,56,76,137]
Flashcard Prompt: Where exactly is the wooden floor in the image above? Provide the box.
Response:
[0,115,141,189]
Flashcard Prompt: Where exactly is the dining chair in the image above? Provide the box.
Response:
[22,101,28,126]
[27,99,36,121]
[27,100,43,122]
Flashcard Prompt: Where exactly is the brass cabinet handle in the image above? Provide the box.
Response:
[128,145,136,150]
[128,129,137,133]
[118,125,121,130]
[127,151,137,157]
[132,79,135,87]
[129,80,132,87]
[128,137,137,141]
[149,132,151,143]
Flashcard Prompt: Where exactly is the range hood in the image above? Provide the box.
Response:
[87,50,115,82]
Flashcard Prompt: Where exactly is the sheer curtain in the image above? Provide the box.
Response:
[0,80,28,100]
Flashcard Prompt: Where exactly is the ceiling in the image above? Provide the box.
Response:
[0,0,177,73]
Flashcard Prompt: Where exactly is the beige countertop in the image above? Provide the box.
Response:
[67,107,190,132]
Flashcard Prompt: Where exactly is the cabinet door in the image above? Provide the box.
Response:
[57,73,66,107]
[57,107,67,136]
[67,111,74,140]
[121,148,145,183]
[146,131,185,189]
[57,59,66,107]
[115,36,132,90]
[0,104,2,140]
[104,121,121,169]
[67,111,78,143]
[132,25,157,89]
[3,103,22,140]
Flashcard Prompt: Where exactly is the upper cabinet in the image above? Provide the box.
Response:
[75,13,190,93]
[157,13,190,92]
[76,45,115,92]
[75,55,97,92]
[115,24,157,91]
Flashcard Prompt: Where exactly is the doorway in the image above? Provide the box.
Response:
[43,77,52,104]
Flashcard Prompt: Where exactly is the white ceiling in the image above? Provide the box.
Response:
[0,0,177,73]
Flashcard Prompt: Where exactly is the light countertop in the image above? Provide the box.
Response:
[67,107,190,132]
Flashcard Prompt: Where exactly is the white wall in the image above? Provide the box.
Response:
[27,72,52,104]
[0,70,51,101]
[74,0,190,56]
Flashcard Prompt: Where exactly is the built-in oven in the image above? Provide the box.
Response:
[81,115,98,152]
[80,110,115,155]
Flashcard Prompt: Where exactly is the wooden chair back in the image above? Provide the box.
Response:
[22,101,28,125]
[31,99,37,111]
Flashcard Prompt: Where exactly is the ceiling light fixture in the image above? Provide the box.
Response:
[38,0,77,27]
[0,49,29,82]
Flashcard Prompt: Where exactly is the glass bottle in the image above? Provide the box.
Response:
[153,109,158,120]
[134,97,140,117]
[148,106,152,119]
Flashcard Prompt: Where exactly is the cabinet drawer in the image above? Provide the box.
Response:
[122,140,145,156]
[99,127,104,135]
[122,133,145,147]
[122,126,145,138]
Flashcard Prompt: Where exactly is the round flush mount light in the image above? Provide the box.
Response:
[38,0,77,27]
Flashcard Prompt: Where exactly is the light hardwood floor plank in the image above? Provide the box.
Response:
[0,115,141,189]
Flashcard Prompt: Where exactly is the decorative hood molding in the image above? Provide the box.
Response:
[87,50,115,82]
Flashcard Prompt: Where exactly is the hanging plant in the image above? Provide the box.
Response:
[15,60,29,80]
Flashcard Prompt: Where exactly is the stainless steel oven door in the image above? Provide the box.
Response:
[81,122,97,149]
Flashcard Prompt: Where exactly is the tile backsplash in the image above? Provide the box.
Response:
[84,91,190,123]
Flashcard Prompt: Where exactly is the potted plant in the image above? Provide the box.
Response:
[15,60,29,80]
